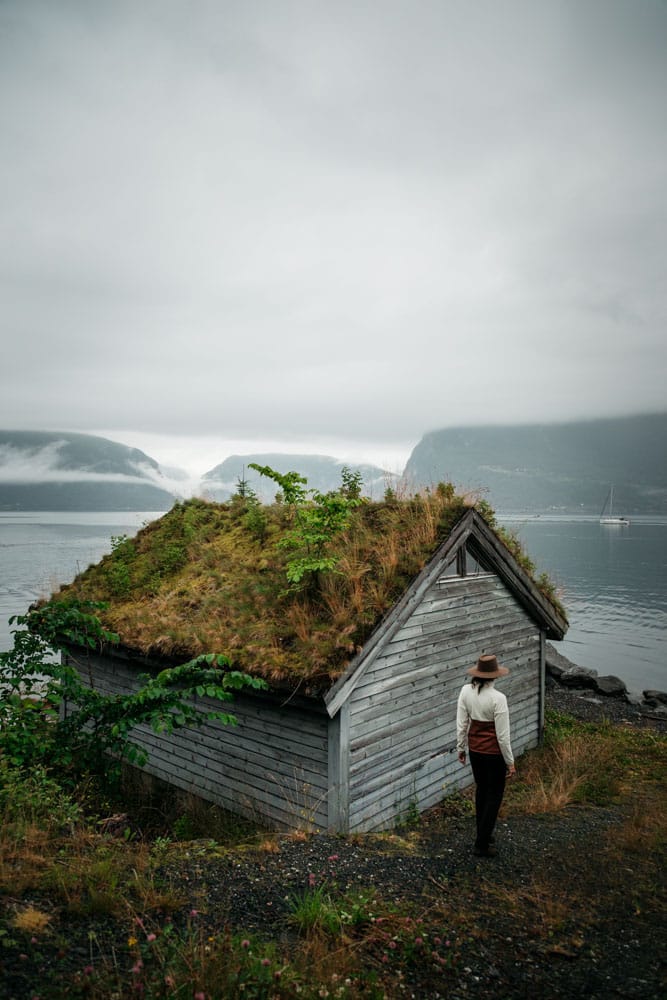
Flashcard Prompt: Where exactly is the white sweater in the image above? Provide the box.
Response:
[456,681,514,767]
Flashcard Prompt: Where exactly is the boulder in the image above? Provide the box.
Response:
[545,642,581,680]
[624,689,644,707]
[594,675,627,698]
[559,666,599,690]
[642,690,667,706]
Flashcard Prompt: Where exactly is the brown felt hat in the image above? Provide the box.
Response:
[467,654,509,678]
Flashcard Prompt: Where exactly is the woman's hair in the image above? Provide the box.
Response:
[471,676,494,694]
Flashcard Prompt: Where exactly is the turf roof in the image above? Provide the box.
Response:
[50,487,562,691]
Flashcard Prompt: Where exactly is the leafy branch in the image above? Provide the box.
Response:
[0,603,266,784]
[249,464,364,587]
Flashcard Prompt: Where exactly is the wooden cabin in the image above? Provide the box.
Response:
[57,497,567,833]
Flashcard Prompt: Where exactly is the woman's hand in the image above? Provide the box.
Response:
[458,751,466,765]
[507,764,516,777]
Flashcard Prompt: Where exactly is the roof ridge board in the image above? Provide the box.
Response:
[466,513,568,639]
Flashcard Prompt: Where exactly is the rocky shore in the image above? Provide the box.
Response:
[545,642,667,731]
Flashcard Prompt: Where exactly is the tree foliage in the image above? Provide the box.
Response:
[0,600,265,785]
[248,463,364,586]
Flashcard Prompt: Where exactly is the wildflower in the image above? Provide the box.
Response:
[131,960,143,974]
[261,958,271,967]
[30,937,38,944]
[190,909,199,917]
[146,933,157,943]
[328,854,339,861]
[83,966,94,975]
[414,936,423,947]
[308,872,316,887]
[128,936,138,947]
[164,976,175,988]
[433,937,441,945]
[445,939,451,947]
[388,940,397,950]
[194,992,206,1000]
[274,971,282,980]
[381,954,389,964]
[241,939,250,949]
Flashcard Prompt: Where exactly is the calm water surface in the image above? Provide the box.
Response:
[499,515,667,693]
[0,512,159,652]
[1,511,665,693]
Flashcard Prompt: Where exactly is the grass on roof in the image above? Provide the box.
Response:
[51,484,562,690]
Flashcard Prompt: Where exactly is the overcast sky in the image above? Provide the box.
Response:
[1,0,665,476]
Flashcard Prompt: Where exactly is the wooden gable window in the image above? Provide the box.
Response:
[440,543,493,581]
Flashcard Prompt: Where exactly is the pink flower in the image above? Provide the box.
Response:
[261,958,270,967]
[146,933,157,943]
[388,941,397,950]
[194,992,206,1000]
[382,954,389,964]
[433,937,441,945]
[308,872,316,887]
[164,976,175,988]
[83,965,94,975]
[328,854,339,861]
[414,936,423,946]
[131,960,143,974]
[241,939,250,949]
[190,909,199,917]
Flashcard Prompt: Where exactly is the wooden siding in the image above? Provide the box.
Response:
[64,651,330,831]
[345,574,542,832]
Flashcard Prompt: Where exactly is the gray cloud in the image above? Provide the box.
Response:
[1,0,665,473]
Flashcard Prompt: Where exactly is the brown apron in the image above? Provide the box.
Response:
[468,719,501,755]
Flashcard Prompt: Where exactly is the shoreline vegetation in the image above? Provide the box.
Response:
[1,696,665,999]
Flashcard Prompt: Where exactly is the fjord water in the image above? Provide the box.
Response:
[499,515,667,694]
[0,512,158,653]
[0,511,665,694]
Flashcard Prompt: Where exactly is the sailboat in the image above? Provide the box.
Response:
[600,486,630,525]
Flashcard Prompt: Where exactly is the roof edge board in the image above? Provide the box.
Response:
[324,509,475,717]
[467,513,568,639]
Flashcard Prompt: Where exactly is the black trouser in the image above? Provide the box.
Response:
[469,751,507,849]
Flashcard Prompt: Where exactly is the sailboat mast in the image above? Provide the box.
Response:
[600,487,612,518]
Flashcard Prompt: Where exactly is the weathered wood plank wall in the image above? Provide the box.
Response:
[64,651,330,831]
[346,573,542,832]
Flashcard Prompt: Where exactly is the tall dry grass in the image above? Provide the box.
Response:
[506,732,619,814]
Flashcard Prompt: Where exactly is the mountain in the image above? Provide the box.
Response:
[200,453,394,503]
[404,413,667,514]
[0,431,178,511]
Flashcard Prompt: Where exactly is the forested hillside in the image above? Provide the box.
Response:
[404,413,667,514]
[0,431,176,510]
[201,453,392,502]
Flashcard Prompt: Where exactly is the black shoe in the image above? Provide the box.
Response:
[473,845,497,858]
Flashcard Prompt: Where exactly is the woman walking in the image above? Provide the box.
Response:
[457,654,516,857]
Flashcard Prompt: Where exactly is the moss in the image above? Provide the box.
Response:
[50,484,565,687]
